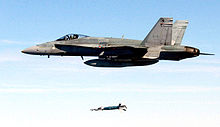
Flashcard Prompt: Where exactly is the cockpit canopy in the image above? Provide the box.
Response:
[56,34,89,41]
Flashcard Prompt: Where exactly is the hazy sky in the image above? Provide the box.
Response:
[0,0,220,127]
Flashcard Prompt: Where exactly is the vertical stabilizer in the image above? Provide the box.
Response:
[171,20,188,45]
[141,17,173,47]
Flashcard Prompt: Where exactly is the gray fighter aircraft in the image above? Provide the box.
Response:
[22,17,213,67]
[90,103,127,111]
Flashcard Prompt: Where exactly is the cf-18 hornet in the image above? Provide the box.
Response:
[22,17,213,67]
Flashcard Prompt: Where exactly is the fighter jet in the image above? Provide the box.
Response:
[22,17,213,67]
[90,103,127,111]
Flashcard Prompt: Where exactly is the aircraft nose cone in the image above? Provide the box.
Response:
[21,46,39,54]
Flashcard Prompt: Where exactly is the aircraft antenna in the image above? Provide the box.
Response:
[122,35,124,39]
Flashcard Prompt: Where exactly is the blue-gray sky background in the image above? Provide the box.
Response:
[0,0,220,127]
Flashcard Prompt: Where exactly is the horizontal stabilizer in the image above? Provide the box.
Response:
[142,46,162,59]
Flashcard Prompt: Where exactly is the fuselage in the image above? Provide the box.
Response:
[22,37,141,55]
[22,36,200,61]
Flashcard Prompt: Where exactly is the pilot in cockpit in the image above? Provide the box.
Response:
[64,36,68,40]
[56,34,88,41]
[69,34,78,40]
[73,34,78,39]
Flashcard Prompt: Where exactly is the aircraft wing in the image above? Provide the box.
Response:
[54,44,161,67]
[54,44,149,58]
